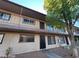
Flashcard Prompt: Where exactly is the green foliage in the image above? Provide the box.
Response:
[44,0,79,28]
[46,11,66,28]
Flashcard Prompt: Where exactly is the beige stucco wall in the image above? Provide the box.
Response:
[0,33,14,57]
[45,35,58,49]
[10,34,40,54]
[0,33,40,57]
[0,9,41,30]
[0,9,71,57]
[45,35,71,50]
[0,9,54,32]
[0,32,71,57]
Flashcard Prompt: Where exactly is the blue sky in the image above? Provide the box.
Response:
[9,0,47,14]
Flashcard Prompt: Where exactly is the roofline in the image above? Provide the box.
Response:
[5,0,46,16]
[0,0,46,21]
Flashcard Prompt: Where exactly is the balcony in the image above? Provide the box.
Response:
[0,19,68,36]
[47,25,67,34]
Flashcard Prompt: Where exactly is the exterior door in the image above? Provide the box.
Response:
[40,22,45,29]
[40,35,46,49]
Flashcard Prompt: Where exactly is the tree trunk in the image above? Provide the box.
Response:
[69,34,78,57]
[62,8,78,57]
[67,26,78,57]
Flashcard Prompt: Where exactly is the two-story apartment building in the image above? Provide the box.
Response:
[0,0,79,57]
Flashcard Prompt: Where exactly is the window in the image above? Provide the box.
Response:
[19,35,34,43]
[0,12,11,21]
[0,11,11,21]
[23,18,34,24]
[59,36,66,44]
[0,33,4,44]
[75,36,79,46]
[48,36,52,45]
[0,12,2,19]
[40,22,45,29]
[75,36,79,42]
[2,13,10,20]
[48,36,56,45]
[56,28,65,33]
[47,25,54,31]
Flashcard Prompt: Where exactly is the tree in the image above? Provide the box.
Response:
[44,0,79,57]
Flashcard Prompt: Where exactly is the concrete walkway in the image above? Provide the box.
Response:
[15,50,62,58]
[41,49,62,58]
[15,50,48,58]
[47,52,62,58]
[15,47,73,58]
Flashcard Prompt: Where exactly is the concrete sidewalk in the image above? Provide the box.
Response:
[47,52,62,58]
[41,49,62,58]
[15,50,62,58]
[15,50,48,58]
[15,47,73,58]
